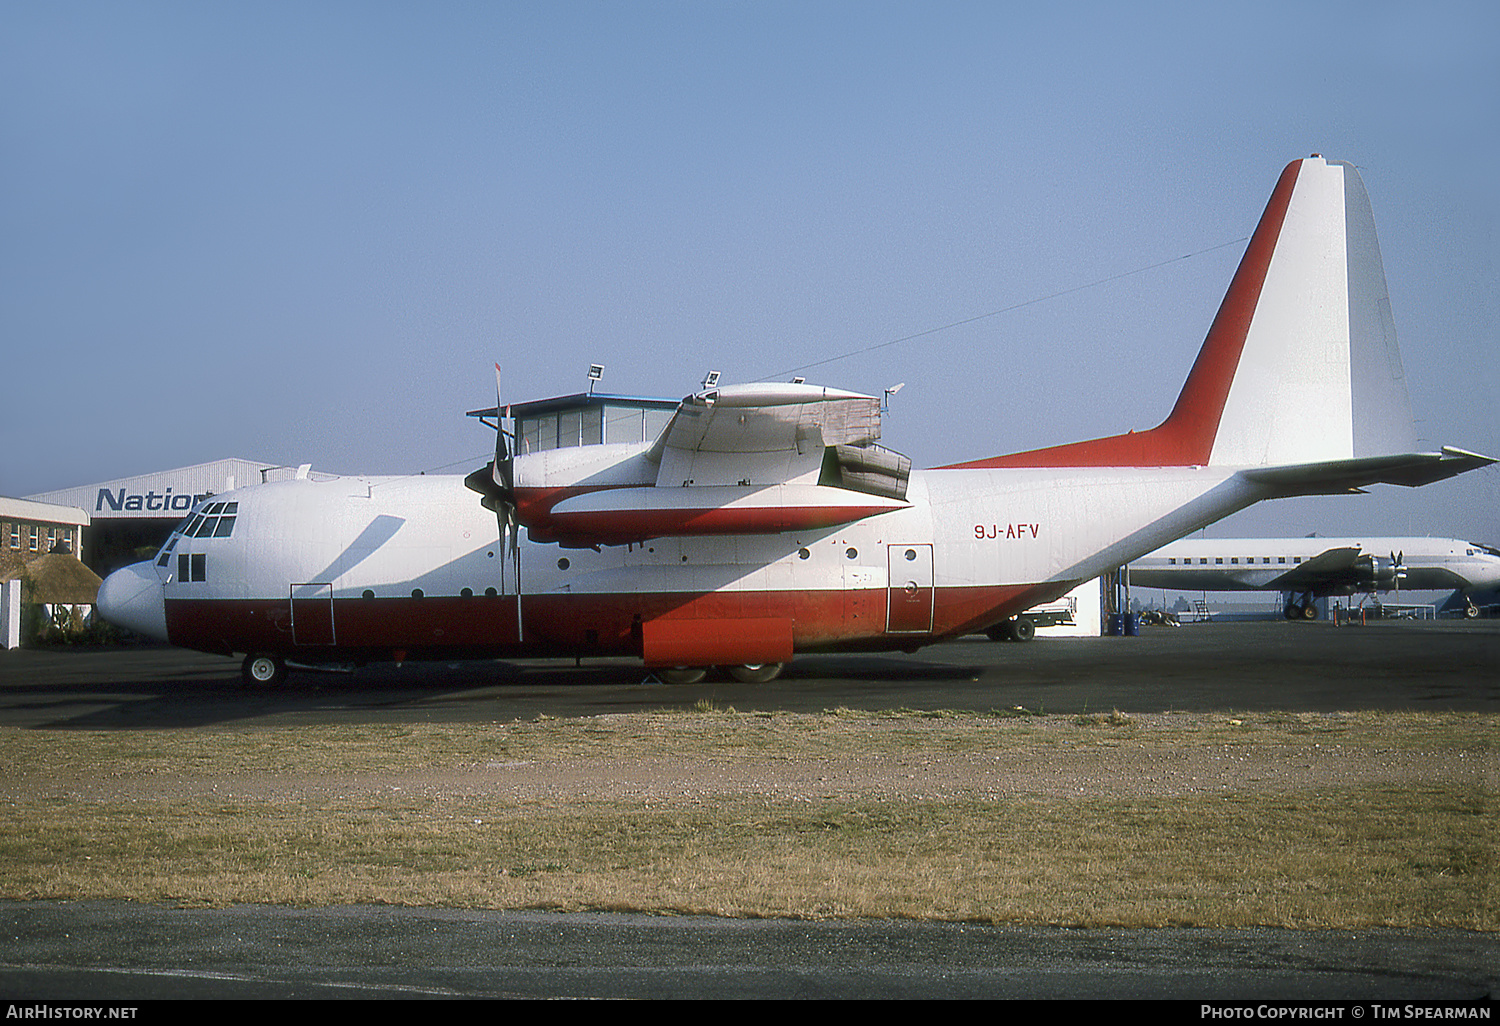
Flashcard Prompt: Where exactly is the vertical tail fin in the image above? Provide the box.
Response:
[1203,156,1415,465]
[949,156,1417,469]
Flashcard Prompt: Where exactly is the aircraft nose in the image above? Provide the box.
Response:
[97,560,169,642]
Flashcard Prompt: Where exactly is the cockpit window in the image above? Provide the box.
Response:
[159,501,238,560]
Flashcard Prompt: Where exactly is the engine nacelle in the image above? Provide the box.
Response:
[1354,554,1405,591]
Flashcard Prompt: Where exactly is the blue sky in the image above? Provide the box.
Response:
[3,1,1496,542]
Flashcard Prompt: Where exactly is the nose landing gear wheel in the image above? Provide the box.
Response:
[659,667,707,685]
[242,654,288,687]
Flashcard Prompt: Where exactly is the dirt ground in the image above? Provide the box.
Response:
[9,712,1493,805]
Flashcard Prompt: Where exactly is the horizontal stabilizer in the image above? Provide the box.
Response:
[1242,447,1496,496]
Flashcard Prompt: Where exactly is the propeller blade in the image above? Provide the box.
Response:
[491,364,515,497]
[493,364,510,463]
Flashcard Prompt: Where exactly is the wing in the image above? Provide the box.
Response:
[1265,546,1363,590]
[515,382,912,546]
[646,382,885,487]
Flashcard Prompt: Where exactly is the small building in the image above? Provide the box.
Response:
[0,496,90,565]
[0,497,97,648]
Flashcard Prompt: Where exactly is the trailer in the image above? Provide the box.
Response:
[983,594,1077,642]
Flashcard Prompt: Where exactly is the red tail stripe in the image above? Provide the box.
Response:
[940,159,1305,469]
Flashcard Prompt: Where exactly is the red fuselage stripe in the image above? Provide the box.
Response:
[162,582,1061,660]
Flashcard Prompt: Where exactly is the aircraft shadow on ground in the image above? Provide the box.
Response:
[6,621,1499,730]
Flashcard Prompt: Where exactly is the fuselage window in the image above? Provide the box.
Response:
[177,553,206,582]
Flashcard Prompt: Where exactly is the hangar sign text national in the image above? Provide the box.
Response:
[95,487,213,515]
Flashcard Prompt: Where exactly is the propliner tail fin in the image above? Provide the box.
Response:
[947,156,1420,471]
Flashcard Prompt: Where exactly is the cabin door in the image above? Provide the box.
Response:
[886,544,934,633]
[290,583,336,646]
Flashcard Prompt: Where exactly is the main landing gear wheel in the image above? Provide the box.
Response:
[242,653,288,687]
[660,667,707,685]
[728,663,784,684]
[984,617,1035,642]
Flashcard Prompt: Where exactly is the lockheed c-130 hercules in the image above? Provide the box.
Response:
[98,156,1494,685]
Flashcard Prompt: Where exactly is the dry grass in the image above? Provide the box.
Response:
[0,710,1494,928]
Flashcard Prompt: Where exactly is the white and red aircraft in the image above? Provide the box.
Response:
[98,156,1493,685]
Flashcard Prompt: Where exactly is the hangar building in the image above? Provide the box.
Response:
[26,458,336,577]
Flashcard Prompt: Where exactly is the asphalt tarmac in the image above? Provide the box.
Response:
[1,903,1495,1001]
[1,618,1496,1000]
[0,618,1497,730]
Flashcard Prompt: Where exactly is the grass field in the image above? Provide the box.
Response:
[1,709,1494,928]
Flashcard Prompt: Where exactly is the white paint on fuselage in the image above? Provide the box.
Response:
[159,461,1269,616]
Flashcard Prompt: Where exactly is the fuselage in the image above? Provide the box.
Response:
[1130,536,1500,596]
[99,462,1263,665]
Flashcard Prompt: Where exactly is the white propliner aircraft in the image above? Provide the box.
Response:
[98,156,1494,685]
[1131,536,1500,619]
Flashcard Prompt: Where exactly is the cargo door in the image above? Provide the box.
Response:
[886,544,934,634]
